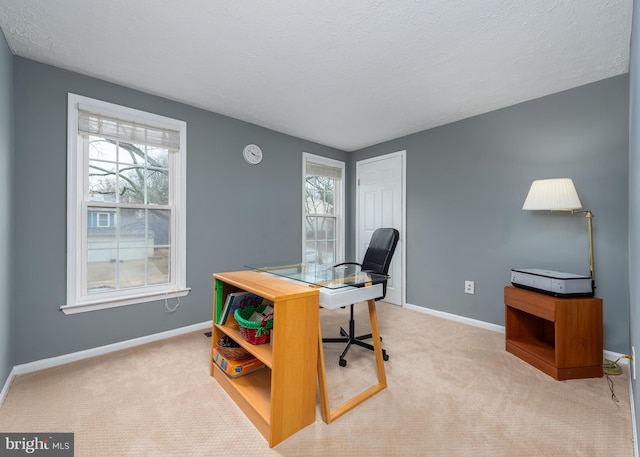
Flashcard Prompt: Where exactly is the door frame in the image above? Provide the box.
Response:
[355,150,406,306]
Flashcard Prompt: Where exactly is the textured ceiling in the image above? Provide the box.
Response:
[0,1,633,151]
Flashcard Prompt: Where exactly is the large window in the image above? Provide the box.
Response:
[63,94,189,314]
[303,153,345,265]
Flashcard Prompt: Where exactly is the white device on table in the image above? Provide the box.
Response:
[511,268,593,297]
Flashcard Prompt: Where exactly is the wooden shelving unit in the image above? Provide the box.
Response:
[504,286,603,380]
[210,270,319,448]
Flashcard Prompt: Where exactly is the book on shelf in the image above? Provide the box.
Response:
[218,291,264,325]
[212,347,265,378]
[217,293,232,324]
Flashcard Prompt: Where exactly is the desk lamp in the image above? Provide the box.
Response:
[522,178,595,288]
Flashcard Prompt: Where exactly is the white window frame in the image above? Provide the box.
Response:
[62,93,189,314]
[302,153,345,265]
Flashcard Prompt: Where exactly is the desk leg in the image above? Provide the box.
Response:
[317,322,331,423]
[368,299,387,386]
[317,299,387,424]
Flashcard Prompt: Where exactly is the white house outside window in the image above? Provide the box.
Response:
[63,94,189,314]
[303,153,345,265]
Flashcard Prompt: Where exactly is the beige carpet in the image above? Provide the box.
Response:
[0,303,634,456]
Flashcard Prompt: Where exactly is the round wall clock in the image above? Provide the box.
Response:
[243,144,263,165]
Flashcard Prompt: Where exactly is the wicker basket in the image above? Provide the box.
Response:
[216,344,251,361]
[234,305,273,345]
[216,336,252,360]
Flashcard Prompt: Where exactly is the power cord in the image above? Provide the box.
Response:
[603,355,633,403]
[165,289,181,313]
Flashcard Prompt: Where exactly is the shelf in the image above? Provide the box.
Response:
[214,320,273,368]
[212,363,271,439]
[507,337,555,364]
[212,362,271,421]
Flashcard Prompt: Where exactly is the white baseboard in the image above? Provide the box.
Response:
[404,302,505,334]
[0,366,17,409]
[403,302,627,363]
[0,320,212,407]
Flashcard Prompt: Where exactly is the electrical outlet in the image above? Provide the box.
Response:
[633,346,636,381]
[465,280,475,294]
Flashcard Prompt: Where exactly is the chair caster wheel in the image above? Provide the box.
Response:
[339,359,347,367]
[383,353,389,361]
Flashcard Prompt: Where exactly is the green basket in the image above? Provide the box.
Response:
[234,305,274,345]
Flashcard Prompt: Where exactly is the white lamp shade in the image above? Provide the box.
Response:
[522,178,582,211]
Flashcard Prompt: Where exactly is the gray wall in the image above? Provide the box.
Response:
[10,57,346,366]
[350,75,630,354]
[628,2,639,448]
[0,29,13,383]
[4,38,633,375]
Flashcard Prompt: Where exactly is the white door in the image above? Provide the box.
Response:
[356,151,405,306]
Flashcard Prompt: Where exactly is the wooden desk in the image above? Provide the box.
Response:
[210,270,387,446]
[504,286,603,380]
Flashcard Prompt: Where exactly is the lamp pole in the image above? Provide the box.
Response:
[572,209,595,289]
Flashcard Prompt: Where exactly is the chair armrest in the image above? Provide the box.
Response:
[333,262,362,268]
[334,263,386,285]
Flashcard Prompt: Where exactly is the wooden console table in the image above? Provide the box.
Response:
[504,286,603,380]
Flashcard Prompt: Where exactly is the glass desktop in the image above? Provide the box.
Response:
[244,262,387,290]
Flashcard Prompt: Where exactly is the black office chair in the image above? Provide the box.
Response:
[323,227,399,367]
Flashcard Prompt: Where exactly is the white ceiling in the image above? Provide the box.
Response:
[0,1,633,151]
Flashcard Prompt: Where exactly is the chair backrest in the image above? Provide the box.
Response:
[361,228,400,291]
[361,228,400,275]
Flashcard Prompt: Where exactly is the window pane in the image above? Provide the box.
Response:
[149,247,170,285]
[305,177,322,213]
[120,208,147,248]
[305,241,317,263]
[88,160,117,202]
[118,165,145,204]
[320,191,328,212]
[87,254,116,292]
[87,212,117,291]
[305,216,316,240]
[88,136,117,162]
[326,218,336,240]
[323,189,335,215]
[118,142,146,165]
[149,209,171,247]
[118,255,146,288]
[316,217,328,241]
[323,241,335,265]
[147,146,169,168]
[147,168,169,205]
[316,241,328,265]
